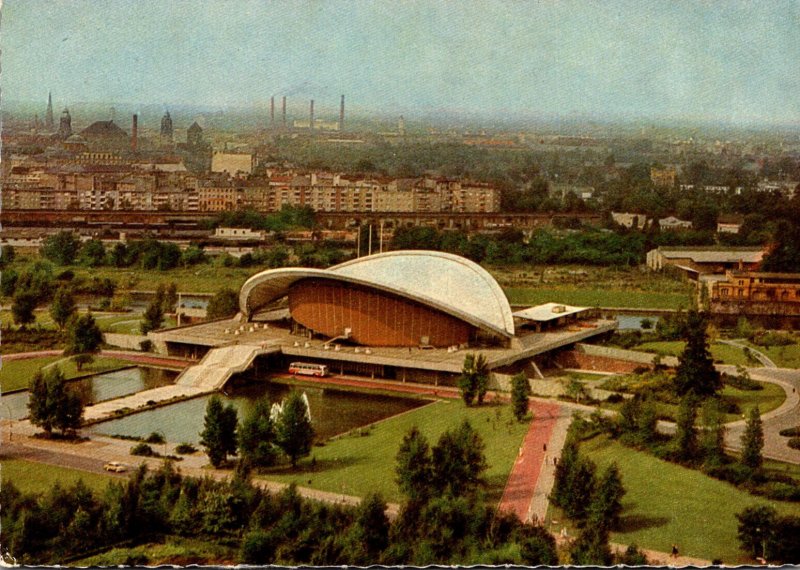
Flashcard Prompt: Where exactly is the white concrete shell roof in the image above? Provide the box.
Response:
[239,250,515,337]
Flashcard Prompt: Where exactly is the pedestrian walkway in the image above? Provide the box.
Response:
[176,344,279,390]
[528,405,572,522]
[497,400,561,522]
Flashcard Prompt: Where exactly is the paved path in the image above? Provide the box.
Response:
[719,339,777,368]
[498,400,560,521]
[528,405,572,522]
[2,349,192,369]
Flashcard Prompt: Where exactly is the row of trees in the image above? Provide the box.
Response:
[3,419,560,565]
[199,392,315,469]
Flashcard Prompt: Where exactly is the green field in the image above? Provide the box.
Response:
[0,356,135,392]
[634,341,750,366]
[504,287,691,310]
[745,342,800,369]
[75,537,237,566]
[0,458,114,495]
[257,399,528,504]
[581,435,800,563]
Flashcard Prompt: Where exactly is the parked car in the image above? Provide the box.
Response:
[103,461,127,473]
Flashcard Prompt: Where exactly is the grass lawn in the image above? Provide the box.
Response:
[75,536,237,566]
[745,342,800,369]
[94,313,144,334]
[722,381,786,420]
[0,458,114,495]
[504,287,690,310]
[634,341,750,366]
[257,399,528,504]
[581,435,800,563]
[0,309,56,329]
[0,356,136,392]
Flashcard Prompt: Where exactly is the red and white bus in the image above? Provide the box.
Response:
[288,362,329,377]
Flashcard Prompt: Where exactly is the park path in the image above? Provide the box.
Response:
[1,349,192,369]
[498,400,560,522]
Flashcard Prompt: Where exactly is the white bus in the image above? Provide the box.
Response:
[288,362,329,377]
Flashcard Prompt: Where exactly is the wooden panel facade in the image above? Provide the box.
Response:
[288,278,471,347]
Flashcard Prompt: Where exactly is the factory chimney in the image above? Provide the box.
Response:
[282,96,287,127]
[131,114,138,153]
[339,95,345,131]
[310,99,314,131]
[270,96,275,128]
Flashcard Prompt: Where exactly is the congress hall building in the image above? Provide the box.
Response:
[150,251,616,388]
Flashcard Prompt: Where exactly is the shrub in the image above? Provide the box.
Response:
[751,331,795,347]
[788,437,800,451]
[779,427,800,437]
[758,481,800,501]
[139,339,153,352]
[175,443,197,454]
[605,393,624,404]
[706,463,753,486]
[145,432,165,444]
[130,442,155,456]
[723,372,762,391]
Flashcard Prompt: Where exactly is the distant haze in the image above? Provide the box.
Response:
[3,0,799,126]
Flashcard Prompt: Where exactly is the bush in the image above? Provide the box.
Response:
[788,437,800,450]
[175,443,197,454]
[779,426,800,437]
[605,393,624,404]
[706,463,753,486]
[723,372,763,391]
[145,432,165,444]
[757,481,800,501]
[751,331,796,347]
[139,339,153,352]
[130,442,155,456]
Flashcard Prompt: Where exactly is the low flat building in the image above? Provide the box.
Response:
[646,246,764,275]
[612,212,647,230]
[658,216,692,230]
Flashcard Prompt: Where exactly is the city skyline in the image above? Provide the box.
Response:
[3,0,800,126]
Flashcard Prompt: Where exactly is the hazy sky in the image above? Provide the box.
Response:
[3,0,799,124]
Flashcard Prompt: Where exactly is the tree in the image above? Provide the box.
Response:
[700,398,726,466]
[741,406,764,470]
[63,313,103,371]
[163,282,178,314]
[79,239,107,267]
[207,288,240,320]
[238,397,278,467]
[736,505,778,560]
[181,244,206,267]
[50,286,77,330]
[587,463,625,531]
[349,493,390,562]
[11,290,38,328]
[457,353,489,406]
[28,368,83,437]
[550,436,596,522]
[430,420,487,498]
[41,231,81,265]
[673,310,721,397]
[141,290,165,334]
[761,220,800,273]
[510,373,531,421]
[395,426,433,503]
[200,396,239,468]
[674,395,699,462]
[570,525,613,566]
[518,524,558,566]
[275,391,315,468]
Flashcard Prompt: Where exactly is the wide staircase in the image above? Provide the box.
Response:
[176,344,277,391]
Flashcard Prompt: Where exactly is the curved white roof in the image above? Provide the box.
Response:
[239,250,515,337]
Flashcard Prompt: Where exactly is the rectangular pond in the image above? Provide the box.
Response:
[1,366,178,421]
[88,381,430,444]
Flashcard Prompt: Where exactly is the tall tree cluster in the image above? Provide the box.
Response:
[28,368,84,437]
[673,310,721,398]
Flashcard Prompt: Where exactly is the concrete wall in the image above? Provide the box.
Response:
[104,332,149,351]
[555,343,678,373]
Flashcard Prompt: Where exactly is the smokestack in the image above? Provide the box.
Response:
[282,96,287,127]
[270,96,275,127]
[310,99,314,131]
[339,95,345,131]
[131,114,138,153]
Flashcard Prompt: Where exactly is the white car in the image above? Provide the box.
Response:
[103,461,127,473]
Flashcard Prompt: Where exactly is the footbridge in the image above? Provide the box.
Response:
[176,343,281,390]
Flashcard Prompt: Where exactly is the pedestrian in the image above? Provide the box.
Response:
[671,544,679,559]
[560,527,568,538]
[543,443,547,452]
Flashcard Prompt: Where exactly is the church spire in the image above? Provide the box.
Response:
[45,92,54,130]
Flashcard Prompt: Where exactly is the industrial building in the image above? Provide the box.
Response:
[149,251,615,388]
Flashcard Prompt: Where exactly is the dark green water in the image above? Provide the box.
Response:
[1,367,177,421]
[89,381,427,444]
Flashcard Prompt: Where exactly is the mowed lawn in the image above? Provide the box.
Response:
[258,399,528,504]
[582,435,800,563]
[0,356,135,392]
[635,340,750,366]
[0,458,114,495]
[504,287,691,310]
[745,342,800,369]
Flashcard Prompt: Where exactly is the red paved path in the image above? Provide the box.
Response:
[498,399,559,521]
